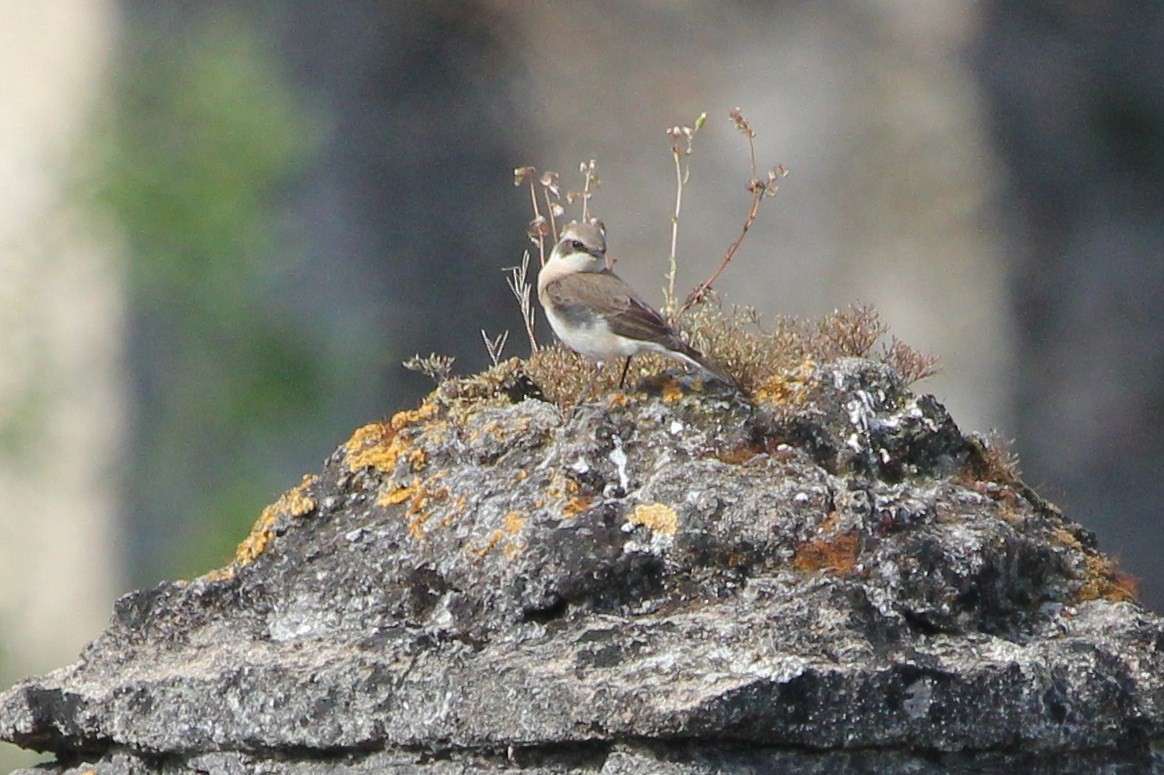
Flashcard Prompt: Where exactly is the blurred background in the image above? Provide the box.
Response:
[2,0,1162,766]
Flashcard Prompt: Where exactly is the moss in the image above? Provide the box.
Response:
[523,303,935,410]
[751,359,817,406]
[1078,553,1139,603]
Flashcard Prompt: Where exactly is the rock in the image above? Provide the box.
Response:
[2,357,1162,773]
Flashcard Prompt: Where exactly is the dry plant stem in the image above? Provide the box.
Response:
[480,329,509,366]
[580,159,595,223]
[526,176,539,216]
[506,250,538,353]
[664,148,684,319]
[680,186,762,316]
[526,178,547,266]
[403,353,455,383]
[680,109,782,316]
[663,114,704,321]
[543,188,558,243]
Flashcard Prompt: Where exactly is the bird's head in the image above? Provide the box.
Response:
[549,221,607,273]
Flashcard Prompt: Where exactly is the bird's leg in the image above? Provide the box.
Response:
[617,356,633,389]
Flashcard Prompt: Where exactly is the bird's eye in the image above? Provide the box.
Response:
[571,240,585,251]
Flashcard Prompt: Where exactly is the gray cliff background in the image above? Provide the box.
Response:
[1,0,1161,768]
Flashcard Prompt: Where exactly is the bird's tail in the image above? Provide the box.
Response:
[673,343,740,391]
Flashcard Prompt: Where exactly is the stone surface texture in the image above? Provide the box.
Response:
[3,358,1162,773]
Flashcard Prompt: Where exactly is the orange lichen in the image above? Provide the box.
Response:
[408,512,431,539]
[283,476,318,517]
[545,471,591,517]
[379,480,418,507]
[793,524,861,575]
[348,413,434,508]
[343,422,397,472]
[474,529,505,557]
[546,471,577,498]
[233,475,319,566]
[563,495,593,517]
[628,502,678,535]
[371,471,454,538]
[390,400,442,431]
[661,381,684,404]
[233,506,279,565]
[503,510,527,534]
[403,474,451,538]
[343,401,439,475]
[406,473,449,515]
[469,514,529,559]
[198,566,236,584]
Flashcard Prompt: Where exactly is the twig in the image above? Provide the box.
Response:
[663,113,706,320]
[580,159,596,222]
[679,108,786,316]
[566,160,599,225]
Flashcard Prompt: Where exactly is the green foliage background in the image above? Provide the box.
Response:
[92,15,320,580]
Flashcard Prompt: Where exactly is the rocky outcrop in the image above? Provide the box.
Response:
[2,358,1161,773]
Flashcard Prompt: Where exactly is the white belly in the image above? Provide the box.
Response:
[545,306,639,361]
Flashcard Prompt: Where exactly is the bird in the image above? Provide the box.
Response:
[537,220,737,400]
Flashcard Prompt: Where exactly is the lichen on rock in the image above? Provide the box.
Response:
[2,354,1162,774]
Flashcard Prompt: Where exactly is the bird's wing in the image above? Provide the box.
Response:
[546,270,738,386]
[545,271,689,351]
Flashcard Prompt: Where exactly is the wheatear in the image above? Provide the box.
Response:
[537,221,736,394]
